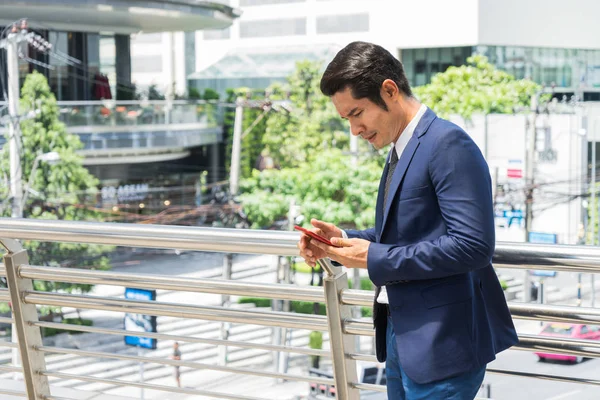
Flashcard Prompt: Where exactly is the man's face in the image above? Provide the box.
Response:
[331,86,403,150]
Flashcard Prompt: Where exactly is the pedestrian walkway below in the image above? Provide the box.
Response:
[0,377,133,399]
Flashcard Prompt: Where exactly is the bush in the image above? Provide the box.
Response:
[238,297,272,308]
[238,297,327,315]
[500,280,508,291]
[41,318,93,337]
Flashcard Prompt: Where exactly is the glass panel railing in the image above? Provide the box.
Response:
[55,100,223,128]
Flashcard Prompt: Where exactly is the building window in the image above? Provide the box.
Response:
[204,27,231,40]
[132,55,163,73]
[240,0,305,6]
[316,13,369,34]
[240,18,306,38]
[401,47,471,87]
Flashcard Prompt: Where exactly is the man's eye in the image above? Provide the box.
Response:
[355,111,363,117]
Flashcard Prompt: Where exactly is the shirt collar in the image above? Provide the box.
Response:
[391,104,428,160]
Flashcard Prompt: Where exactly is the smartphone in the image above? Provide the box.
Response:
[294,225,340,247]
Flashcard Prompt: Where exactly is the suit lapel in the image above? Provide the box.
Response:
[376,108,438,238]
[381,136,420,232]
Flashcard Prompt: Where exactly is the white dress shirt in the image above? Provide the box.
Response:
[342,104,428,304]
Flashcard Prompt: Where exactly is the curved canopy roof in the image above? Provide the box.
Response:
[0,0,240,34]
[189,44,341,80]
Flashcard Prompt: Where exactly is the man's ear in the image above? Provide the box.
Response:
[381,79,398,99]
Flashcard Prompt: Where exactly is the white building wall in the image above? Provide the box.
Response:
[478,0,600,50]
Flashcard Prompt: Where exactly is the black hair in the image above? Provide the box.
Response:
[320,41,412,111]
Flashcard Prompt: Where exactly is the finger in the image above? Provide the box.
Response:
[330,237,352,247]
[311,219,334,232]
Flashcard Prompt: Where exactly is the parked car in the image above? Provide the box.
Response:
[308,362,386,399]
[534,322,600,363]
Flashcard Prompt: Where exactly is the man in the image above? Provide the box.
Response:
[297,41,518,400]
[172,341,182,387]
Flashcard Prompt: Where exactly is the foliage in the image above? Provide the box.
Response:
[238,297,272,308]
[116,82,139,101]
[237,297,327,315]
[309,331,323,350]
[223,87,270,180]
[500,280,508,291]
[41,317,93,337]
[188,87,201,100]
[0,71,112,296]
[202,88,220,101]
[413,55,542,119]
[263,61,350,169]
[148,84,165,100]
[239,148,382,229]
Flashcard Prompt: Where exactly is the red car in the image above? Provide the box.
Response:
[535,323,600,363]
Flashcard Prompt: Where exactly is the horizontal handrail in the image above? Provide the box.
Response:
[494,241,600,269]
[41,371,264,400]
[486,367,600,387]
[515,334,600,357]
[0,219,299,256]
[352,383,386,393]
[19,265,324,302]
[0,365,21,373]
[37,346,335,386]
[509,302,600,325]
[33,321,330,357]
[0,389,26,398]
[0,288,10,302]
[23,292,329,331]
[1,219,600,272]
[0,341,18,349]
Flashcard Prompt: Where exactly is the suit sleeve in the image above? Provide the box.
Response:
[367,128,495,285]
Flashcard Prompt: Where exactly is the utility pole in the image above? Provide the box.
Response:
[229,97,243,197]
[1,20,27,379]
[3,24,24,219]
[523,93,539,302]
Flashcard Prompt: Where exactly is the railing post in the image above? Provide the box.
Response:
[319,258,359,400]
[1,238,50,398]
[219,253,233,365]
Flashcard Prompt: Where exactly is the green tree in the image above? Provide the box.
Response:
[263,61,349,168]
[223,87,270,180]
[413,55,542,119]
[239,148,381,229]
[0,71,111,297]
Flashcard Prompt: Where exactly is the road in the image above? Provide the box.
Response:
[485,348,600,399]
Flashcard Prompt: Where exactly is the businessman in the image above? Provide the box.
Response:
[298,41,518,399]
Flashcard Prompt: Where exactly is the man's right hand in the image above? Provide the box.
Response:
[297,218,343,268]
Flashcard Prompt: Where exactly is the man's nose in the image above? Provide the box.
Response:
[350,123,363,137]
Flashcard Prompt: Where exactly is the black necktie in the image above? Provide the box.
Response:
[384,149,399,207]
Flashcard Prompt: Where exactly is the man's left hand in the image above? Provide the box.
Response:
[311,237,370,269]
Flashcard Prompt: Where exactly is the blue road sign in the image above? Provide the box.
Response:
[124,288,157,349]
[528,232,558,277]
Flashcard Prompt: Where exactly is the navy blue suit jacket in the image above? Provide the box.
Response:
[345,109,518,384]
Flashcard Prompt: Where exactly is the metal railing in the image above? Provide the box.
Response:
[0,218,599,399]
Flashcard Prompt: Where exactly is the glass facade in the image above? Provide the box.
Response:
[401,47,472,87]
[0,28,126,101]
[476,45,600,90]
[402,45,600,98]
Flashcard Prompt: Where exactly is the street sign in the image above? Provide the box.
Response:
[528,232,558,244]
[124,288,157,349]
